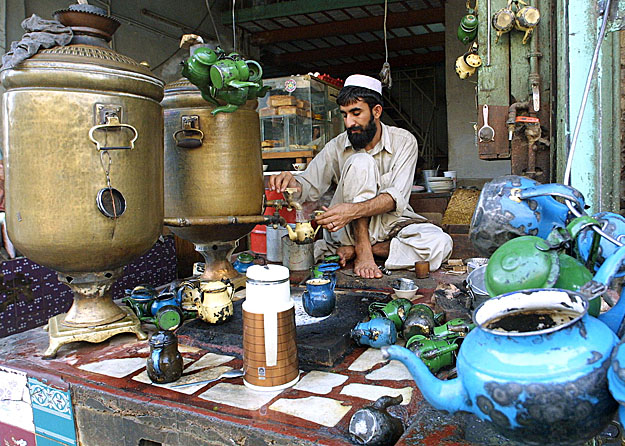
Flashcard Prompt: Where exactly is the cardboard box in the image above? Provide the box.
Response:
[269,95,297,107]
[259,107,277,117]
[277,105,298,115]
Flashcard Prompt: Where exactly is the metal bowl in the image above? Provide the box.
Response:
[466,265,490,308]
[465,257,489,273]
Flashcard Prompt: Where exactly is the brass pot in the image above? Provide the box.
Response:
[1,27,164,326]
[162,79,264,280]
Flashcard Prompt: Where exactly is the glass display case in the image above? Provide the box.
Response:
[258,75,343,153]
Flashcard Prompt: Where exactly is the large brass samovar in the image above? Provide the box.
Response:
[162,77,268,283]
[1,5,164,356]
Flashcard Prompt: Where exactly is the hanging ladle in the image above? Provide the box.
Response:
[478,104,495,142]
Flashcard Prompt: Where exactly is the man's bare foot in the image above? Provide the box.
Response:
[354,255,383,279]
[336,245,356,267]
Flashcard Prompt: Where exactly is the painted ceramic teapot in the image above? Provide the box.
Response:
[382,244,625,446]
[147,330,183,384]
[286,221,320,244]
[194,280,234,324]
[302,277,335,317]
[469,175,586,256]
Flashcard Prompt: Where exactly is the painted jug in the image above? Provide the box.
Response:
[302,277,336,317]
[147,330,183,384]
[194,280,234,324]
[351,318,397,349]
[349,395,404,446]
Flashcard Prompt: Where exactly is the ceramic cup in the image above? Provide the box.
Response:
[415,261,430,279]
[444,171,457,189]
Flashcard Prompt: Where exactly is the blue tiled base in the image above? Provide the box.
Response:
[28,378,76,446]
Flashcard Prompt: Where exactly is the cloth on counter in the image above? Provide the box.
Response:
[2,15,72,70]
[385,223,452,271]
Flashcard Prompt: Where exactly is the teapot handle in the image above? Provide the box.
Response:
[222,278,235,299]
[151,349,162,375]
[517,183,586,212]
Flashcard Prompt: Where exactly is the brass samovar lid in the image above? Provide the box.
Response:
[1,3,163,101]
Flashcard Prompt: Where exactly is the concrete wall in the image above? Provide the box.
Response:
[7,0,242,84]
[445,0,510,182]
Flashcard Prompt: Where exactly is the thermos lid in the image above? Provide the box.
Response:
[246,264,289,283]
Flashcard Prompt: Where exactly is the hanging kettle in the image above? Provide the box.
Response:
[492,0,516,42]
[469,175,586,256]
[457,0,479,45]
[515,4,540,44]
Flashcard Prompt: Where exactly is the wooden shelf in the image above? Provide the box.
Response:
[262,150,315,163]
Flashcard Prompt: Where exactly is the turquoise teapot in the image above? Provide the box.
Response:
[382,244,625,446]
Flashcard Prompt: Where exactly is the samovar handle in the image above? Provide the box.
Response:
[89,115,138,150]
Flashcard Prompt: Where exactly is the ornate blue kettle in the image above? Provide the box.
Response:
[469,175,585,256]
[382,244,625,446]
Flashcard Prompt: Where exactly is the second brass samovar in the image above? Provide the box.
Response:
[162,76,267,283]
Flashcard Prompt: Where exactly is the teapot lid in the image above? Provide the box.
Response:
[246,264,289,283]
[149,330,177,348]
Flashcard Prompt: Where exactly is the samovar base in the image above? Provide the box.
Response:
[43,307,147,359]
[59,269,126,327]
[195,241,241,282]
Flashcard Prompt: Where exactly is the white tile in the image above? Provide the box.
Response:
[348,348,385,372]
[293,370,348,395]
[184,352,235,373]
[365,361,413,381]
[133,365,232,395]
[269,396,351,427]
[78,357,146,378]
[199,383,282,410]
[0,367,34,433]
[340,383,412,405]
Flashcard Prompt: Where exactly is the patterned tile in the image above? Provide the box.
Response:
[28,378,76,446]
[35,434,67,446]
[0,366,35,446]
[0,236,176,338]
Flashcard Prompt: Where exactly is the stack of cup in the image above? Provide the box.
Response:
[443,171,457,190]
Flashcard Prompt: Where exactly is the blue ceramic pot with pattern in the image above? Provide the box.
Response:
[351,318,397,349]
[382,245,625,446]
[302,278,336,317]
[383,287,619,446]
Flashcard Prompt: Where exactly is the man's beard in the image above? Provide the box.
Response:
[347,114,377,150]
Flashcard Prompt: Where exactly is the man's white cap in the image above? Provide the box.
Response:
[343,74,382,95]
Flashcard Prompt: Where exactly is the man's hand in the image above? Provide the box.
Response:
[315,203,359,232]
[268,171,301,194]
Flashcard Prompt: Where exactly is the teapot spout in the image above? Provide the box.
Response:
[594,245,625,335]
[381,345,471,414]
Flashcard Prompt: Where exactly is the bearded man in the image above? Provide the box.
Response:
[268,74,452,279]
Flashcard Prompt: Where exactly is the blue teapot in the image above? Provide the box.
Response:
[469,175,585,256]
[382,244,625,446]
[351,318,397,348]
[302,277,336,317]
